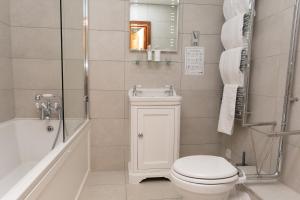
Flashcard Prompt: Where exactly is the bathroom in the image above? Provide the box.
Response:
[0,0,300,199]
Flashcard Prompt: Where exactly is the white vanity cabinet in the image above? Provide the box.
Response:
[128,87,181,184]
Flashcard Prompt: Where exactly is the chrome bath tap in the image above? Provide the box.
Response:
[34,94,61,120]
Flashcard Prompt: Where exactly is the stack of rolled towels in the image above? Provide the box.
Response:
[218,0,251,135]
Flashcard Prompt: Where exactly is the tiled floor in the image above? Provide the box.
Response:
[78,171,181,200]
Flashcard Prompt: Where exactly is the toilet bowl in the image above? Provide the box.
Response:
[170,155,244,200]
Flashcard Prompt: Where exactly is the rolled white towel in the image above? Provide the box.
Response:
[221,13,247,49]
[219,47,244,87]
[223,0,251,20]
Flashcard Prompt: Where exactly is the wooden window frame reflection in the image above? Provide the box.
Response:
[129,21,151,51]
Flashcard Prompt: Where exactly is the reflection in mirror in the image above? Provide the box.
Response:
[129,0,179,52]
[130,21,151,51]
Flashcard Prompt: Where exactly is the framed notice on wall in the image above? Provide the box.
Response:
[185,47,205,76]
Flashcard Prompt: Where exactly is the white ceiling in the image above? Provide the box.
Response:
[130,0,179,5]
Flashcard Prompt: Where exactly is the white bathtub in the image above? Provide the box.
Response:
[0,118,90,200]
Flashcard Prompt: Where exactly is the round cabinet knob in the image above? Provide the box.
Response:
[138,132,143,138]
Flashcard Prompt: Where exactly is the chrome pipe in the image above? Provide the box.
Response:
[249,127,300,137]
[242,121,277,128]
[276,0,300,176]
[83,0,89,119]
[267,130,300,137]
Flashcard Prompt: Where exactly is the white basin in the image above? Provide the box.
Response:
[128,86,182,104]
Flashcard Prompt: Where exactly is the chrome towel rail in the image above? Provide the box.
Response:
[250,127,300,137]
[234,0,278,128]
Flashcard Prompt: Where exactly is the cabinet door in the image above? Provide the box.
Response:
[137,108,175,170]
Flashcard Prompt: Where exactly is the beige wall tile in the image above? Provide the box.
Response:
[0,3,14,122]
[252,15,281,59]
[64,89,85,119]
[62,0,83,29]
[180,144,221,157]
[91,119,128,146]
[0,58,13,90]
[125,61,181,90]
[89,30,125,61]
[89,91,125,119]
[248,95,278,122]
[89,0,125,31]
[11,27,60,59]
[0,23,11,58]
[249,56,280,97]
[278,7,294,55]
[0,0,10,24]
[182,4,223,34]
[91,146,126,171]
[63,59,85,90]
[181,90,221,118]
[181,118,221,145]
[280,0,296,11]
[89,61,125,90]
[10,0,60,28]
[256,0,280,21]
[0,90,14,122]
[63,29,84,60]
[12,59,61,90]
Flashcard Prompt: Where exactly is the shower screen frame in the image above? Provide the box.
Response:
[60,0,89,142]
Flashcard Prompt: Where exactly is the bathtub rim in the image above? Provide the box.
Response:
[1,119,90,200]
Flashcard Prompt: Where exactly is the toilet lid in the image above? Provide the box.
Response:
[172,155,238,180]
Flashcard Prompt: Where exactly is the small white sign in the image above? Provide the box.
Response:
[185,47,205,76]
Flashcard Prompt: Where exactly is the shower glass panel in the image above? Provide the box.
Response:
[61,0,87,139]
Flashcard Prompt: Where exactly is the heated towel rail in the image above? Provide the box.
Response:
[236,0,300,180]
[234,0,278,128]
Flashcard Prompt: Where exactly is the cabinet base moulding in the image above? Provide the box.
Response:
[128,163,171,184]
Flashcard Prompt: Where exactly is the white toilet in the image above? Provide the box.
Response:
[170,155,244,200]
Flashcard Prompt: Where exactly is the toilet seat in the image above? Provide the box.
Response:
[171,155,239,185]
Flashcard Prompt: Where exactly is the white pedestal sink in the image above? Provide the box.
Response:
[128,86,182,184]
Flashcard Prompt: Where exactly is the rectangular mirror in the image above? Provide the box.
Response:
[129,0,179,52]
